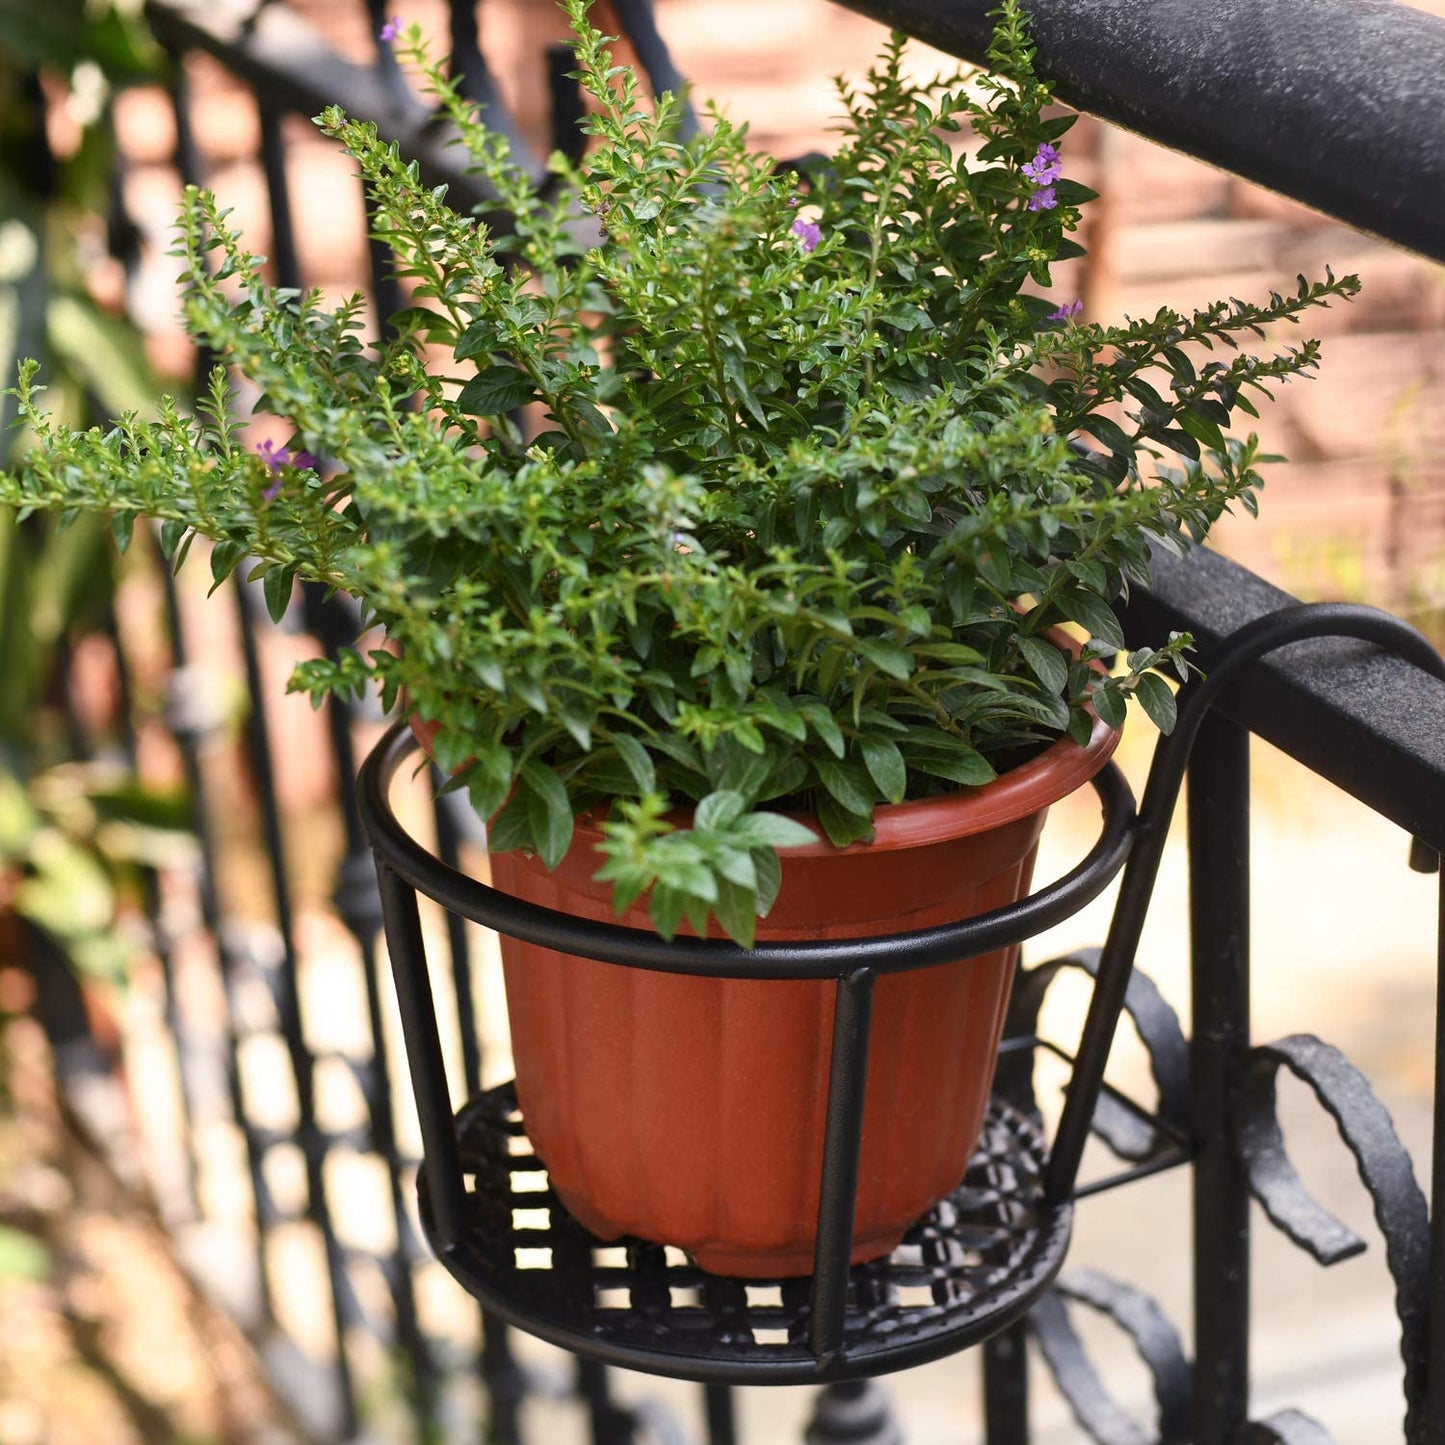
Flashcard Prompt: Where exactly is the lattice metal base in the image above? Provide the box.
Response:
[418,1083,1072,1384]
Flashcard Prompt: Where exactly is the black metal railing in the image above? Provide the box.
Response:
[20,0,1445,1439]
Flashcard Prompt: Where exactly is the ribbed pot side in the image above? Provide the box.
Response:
[487,711,1120,1278]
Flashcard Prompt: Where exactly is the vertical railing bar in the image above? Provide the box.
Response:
[982,1322,1029,1443]
[808,967,875,1369]
[364,206,407,342]
[168,66,215,390]
[301,584,437,1420]
[257,108,301,292]
[446,0,540,170]
[160,57,263,1276]
[233,576,360,1434]
[156,548,275,1323]
[1425,866,1445,1441]
[576,1355,636,1445]
[1187,714,1253,1441]
[101,607,140,763]
[104,602,203,1219]
[54,634,92,762]
[432,785,527,1444]
[373,861,468,1246]
[606,0,700,138]
[702,1383,736,1445]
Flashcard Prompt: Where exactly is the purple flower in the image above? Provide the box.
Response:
[256,439,319,500]
[379,17,401,43]
[791,217,822,252]
[1048,299,1084,322]
[1027,185,1058,212]
[1021,142,1062,185]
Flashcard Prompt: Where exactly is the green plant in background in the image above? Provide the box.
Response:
[0,0,163,765]
[0,2,184,1005]
[2,0,1355,943]
[0,0,163,435]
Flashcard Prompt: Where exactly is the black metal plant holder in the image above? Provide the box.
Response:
[357,602,1445,1393]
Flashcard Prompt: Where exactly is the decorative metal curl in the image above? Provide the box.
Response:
[1235,1034,1429,1441]
[1238,1408,1338,1444]
[1029,1269,1192,1444]
[1001,949,1189,1161]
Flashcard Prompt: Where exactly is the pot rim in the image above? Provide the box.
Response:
[414,627,1123,856]
[552,707,1122,859]
[778,706,1121,855]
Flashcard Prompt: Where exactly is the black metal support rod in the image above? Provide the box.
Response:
[804,1380,902,1444]
[832,0,1445,264]
[703,1383,736,1445]
[303,588,434,1416]
[1046,603,1445,1204]
[577,1357,636,1445]
[361,727,1137,979]
[232,578,359,1432]
[105,607,202,1218]
[982,1321,1030,1444]
[1188,715,1253,1442]
[155,549,274,1323]
[373,862,468,1249]
[809,968,877,1370]
[1427,868,1445,1442]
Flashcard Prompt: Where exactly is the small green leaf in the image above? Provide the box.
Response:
[1019,636,1069,695]
[712,876,757,947]
[907,748,995,787]
[263,563,294,623]
[858,736,906,804]
[1060,590,1126,649]
[714,743,773,799]
[913,642,984,666]
[713,846,757,891]
[1133,671,1178,733]
[210,538,245,589]
[649,882,687,940]
[1090,681,1126,730]
[695,789,746,832]
[458,364,539,416]
[816,793,875,848]
[854,638,912,680]
[1077,413,1132,455]
[612,734,655,794]
[487,789,533,852]
[798,702,845,757]
[815,756,876,815]
[520,761,574,869]
[1178,406,1228,453]
[752,847,783,915]
[732,812,819,849]
[454,319,496,361]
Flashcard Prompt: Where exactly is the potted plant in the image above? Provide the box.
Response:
[1,1,1353,1276]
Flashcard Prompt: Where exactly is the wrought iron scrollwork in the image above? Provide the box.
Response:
[1237,1408,1339,1444]
[1029,1269,1191,1445]
[1002,949,1190,1162]
[1234,1034,1430,1441]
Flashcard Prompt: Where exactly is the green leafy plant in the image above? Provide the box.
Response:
[1,1,1355,943]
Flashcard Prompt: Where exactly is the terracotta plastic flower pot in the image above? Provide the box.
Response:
[482,709,1121,1279]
